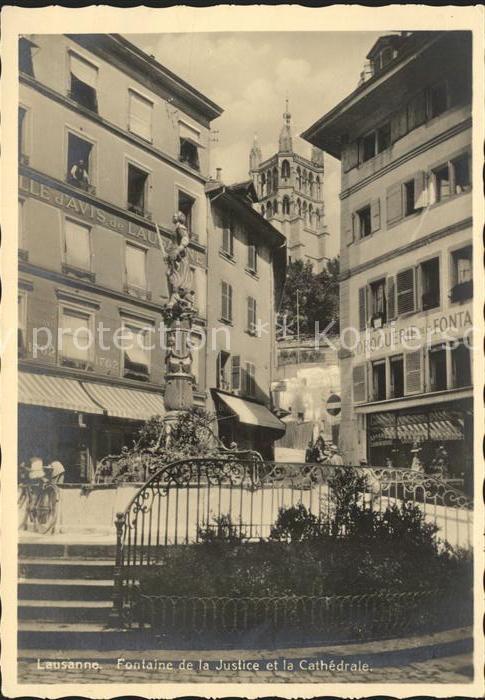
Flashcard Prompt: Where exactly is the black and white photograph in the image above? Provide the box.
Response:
[1,5,484,698]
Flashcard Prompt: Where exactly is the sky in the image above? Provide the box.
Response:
[128,31,383,259]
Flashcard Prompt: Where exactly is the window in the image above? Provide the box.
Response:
[247,297,257,334]
[377,123,391,153]
[450,245,473,303]
[428,343,447,392]
[178,121,201,170]
[356,205,371,238]
[420,257,440,310]
[18,292,27,356]
[243,362,256,397]
[352,364,366,403]
[217,350,230,390]
[451,341,471,388]
[128,90,153,142]
[369,278,386,327]
[390,355,404,398]
[69,52,98,112]
[428,82,448,119]
[122,322,151,381]
[372,360,386,401]
[221,281,233,323]
[231,355,241,392]
[64,219,91,272]
[178,191,195,233]
[19,37,35,76]
[403,179,415,216]
[221,215,234,257]
[247,243,258,272]
[433,164,451,202]
[281,160,290,179]
[19,107,28,163]
[396,268,415,315]
[451,153,471,194]
[282,196,290,215]
[125,244,147,292]
[67,133,93,191]
[361,132,376,162]
[431,154,471,205]
[127,164,148,216]
[59,307,93,368]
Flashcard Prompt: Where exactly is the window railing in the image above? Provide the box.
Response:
[66,174,96,196]
[450,280,473,303]
[62,263,95,282]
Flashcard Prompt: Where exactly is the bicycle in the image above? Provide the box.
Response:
[18,476,60,534]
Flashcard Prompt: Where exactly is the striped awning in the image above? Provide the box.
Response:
[82,382,165,421]
[214,391,285,433]
[18,372,104,414]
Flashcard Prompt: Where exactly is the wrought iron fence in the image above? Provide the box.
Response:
[112,457,473,631]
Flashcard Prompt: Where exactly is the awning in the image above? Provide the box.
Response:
[82,382,165,421]
[18,372,104,414]
[214,391,285,433]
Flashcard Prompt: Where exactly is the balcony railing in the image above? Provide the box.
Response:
[66,175,96,196]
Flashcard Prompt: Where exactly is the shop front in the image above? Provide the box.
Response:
[366,397,473,492]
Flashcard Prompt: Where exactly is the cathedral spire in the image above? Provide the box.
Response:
[278,98,293,153]
[249,132,262,172]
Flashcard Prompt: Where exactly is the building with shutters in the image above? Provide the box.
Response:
[249,102,328,272]
[205,179,287,458]
[302,31,473,486]
[18,33,222,481]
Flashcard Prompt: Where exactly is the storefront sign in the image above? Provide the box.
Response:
[354,308,473,358]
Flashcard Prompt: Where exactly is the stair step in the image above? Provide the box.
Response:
[19,558,115,580]
[19,578,114,601]
[19,543,117,559]
[18,621,155,650]
[19,600,113,623]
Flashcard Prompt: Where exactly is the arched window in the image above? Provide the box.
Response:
[302,170,307,193]
[281,159,290,179]
[308,203,313,227]
[302,200,307,224]
[267,170,272,195]
[282,195,290,215]
[316,175,321,199]
[267,200,273,218]
[296,167,302,191]
[261,203,266,218]
[315,208,321,227]
[309,173,314,198]
[297,198,301,216]
[273,166,278,190]
[273,199,278,214]
[260,173,266,198]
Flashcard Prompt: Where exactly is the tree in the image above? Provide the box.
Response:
[278,257,339,337]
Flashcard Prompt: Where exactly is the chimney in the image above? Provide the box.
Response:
[216,168,222,181]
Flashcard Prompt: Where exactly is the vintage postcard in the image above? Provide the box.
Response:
[1,5,484,698]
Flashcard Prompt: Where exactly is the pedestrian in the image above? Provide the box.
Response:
[305,439,315,463]
[328,444,344,466]
[314,434,326,463]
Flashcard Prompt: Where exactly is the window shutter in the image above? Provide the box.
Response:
[343,141,359,172]
[231,355,241,391]
[387,276,396,320]
[228,284,233,321]
[352,364,367,403]
[370,198,381,233]
[129,91,153,141]
[396,268,415,315]
[404,350,423,394]
[358,286,367,331]
[126,245,146,288]
[390,109,407,143]
[414,171,428,209]
[386,183,403,225]
[351,212,359,242]
[65,220,91,270]
[70,53,97,88]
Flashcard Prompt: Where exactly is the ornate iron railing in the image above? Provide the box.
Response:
[112,458,473,628]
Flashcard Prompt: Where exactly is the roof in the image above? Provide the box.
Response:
[301,31,453,158]
[366,33,404,60]
[68,34,223,123]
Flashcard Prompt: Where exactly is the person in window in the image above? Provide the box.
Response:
[70,159,90,189]
[410,442,424,472]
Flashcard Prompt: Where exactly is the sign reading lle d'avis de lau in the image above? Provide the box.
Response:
[353,306,473,358]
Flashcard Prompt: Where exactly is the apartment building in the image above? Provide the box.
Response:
[18,33,222,481]
[205,179,287,458]
[302,31,473,483]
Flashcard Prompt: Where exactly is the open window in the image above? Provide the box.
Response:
[451,340,471,388]
[127,164,149,217]
[355,205,372,238]
[451,153,471,194]
[179,122,201,171]
[361,132,376,162]
[216,350,230,391]
[420,257,440,311]
[59,306,94,369]
[369,278,386,328]
[428,343,447,392]
[371,360,386,401]
[67,133,93,191]
[389,355,404,398]
[178,191,195,234]
[69,52,98,112]
[450,245,472,303]
[376,122,391,153]
[428,82,448,119]
[432,164,451,202]
[122,322,151,381]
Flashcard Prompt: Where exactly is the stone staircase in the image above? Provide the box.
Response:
[18,541,150,650]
